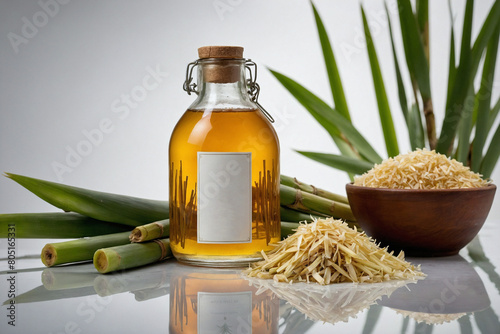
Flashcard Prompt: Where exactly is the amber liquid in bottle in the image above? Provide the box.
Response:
[169,108,280,265]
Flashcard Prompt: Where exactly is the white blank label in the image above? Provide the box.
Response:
[197,152,252,244]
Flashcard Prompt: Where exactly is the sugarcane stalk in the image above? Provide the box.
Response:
[281,222,300,239]
[0,212,130,238]
[280,206,323,222]
[280,184,355,221]
[41,231,132,267]
[94,238,172,274]
[129,219,170,243]
[5,173,168,226]
[280,175,349,204]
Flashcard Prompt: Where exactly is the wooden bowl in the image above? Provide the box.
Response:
[345,183,496,256]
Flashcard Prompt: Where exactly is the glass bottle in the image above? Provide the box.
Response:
[169,46,280,267]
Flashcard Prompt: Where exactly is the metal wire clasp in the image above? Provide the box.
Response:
[245,60,274,123]
[183,60,199,95]
[182,58,274,123]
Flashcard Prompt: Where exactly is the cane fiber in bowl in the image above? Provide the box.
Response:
[345,183,496,256]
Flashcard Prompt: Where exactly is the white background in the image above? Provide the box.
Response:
[1,0,499,219]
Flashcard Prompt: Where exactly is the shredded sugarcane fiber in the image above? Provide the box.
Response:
[354,149,489,189]
[245,218,424,284]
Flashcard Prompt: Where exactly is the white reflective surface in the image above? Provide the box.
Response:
[1,219,499,333]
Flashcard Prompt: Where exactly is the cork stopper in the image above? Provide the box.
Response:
[198,46,244,59]
[198,46,244,83]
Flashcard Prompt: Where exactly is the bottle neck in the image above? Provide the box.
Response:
[189,59,256,111]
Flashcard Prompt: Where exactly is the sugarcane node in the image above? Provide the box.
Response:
[329,201,336,214]
[310,184,318,195]
[154,221,165,236]
[289,189,309,212]
[154,239,168,260]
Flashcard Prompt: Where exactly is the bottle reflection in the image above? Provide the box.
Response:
[169,265,279,334]
[378,255,491,325]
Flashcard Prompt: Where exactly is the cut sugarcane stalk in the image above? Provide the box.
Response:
[280,184,355,221]
[5,173,169,226]
[94,238,172,274]
[129,219,170,243]
[41,231,132,267]
[280,206,324,222]
[281,222,300,239]
[280,175,349,204]
[0,212,130,238]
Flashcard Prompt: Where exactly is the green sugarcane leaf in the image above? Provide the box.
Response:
[470,0,500,78]
[437,0,474,154]
[480,121,500,179]
[311,2,350,122]
[397,0,431,100]
[268,69,351,157]
[456,85,475,164]
[386,5,424,150]
[472,21,500,171]
[296,151,374,175]
[5,173,168,226]
[361,7,399,158]
[489,96,500,131]
[455,4,475,165]
[416,0,429,62]
[446,0,457,106]
[0,212,130,238]
[270,70,383,163]
[416,0,429,34]
[410,103,426,149]
[385,4,409,122]
[439,0,500,154]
